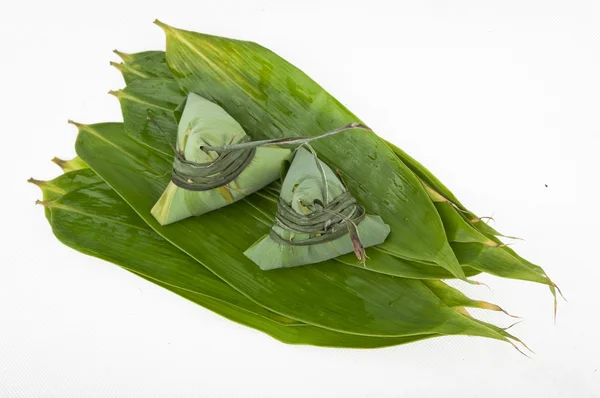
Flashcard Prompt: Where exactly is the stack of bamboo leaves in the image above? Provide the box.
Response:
[31,21,558,351]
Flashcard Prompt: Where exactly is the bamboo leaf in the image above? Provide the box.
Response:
[26,25,554,351]
[435,202,495,245]
[435,202,552,285]
[51,156,89,173]
[114,47,554,290]
[111,78,184,158]
[113,72,470,280]
[113,49,470,280]
[155,21,465,280]
[387,140,554,289]
[35,168,518,347]
[423,280,519,318]
[337,249,481,279]
[112,50,173,85]
[74,121,514,342]
[452,243,550,285]
[37,168,440,348]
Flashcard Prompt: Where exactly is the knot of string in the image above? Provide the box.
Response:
[171,138,256,191]
[269,191,366,246]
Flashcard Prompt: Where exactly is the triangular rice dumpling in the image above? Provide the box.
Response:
[244,147,390,270]
[151,93,291,225]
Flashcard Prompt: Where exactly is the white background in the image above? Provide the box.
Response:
[2,0,599,397]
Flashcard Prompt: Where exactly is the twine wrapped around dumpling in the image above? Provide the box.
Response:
[244,147,391,270]
[151,93,291,225]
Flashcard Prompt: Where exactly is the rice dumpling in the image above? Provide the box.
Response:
[244,147,391,270]
[151,93,291,225]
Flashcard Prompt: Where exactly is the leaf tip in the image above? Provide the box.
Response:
[35,199,51,207]
[51,157,72,172]
[28,177,46,188]
[477,301,521,319]
[51,156,64,166]
[466,279,492,291]
[549,281,565,323]
[553,282,566,302]
[154,19,179,36]
[510,340,533,359]
[499,328,534,358]
[109,61,123,70]
[113,49,132,62]
[153,19,170,30]
[68,120,91,135]
[470,216,494,223]
[503,319,523,331]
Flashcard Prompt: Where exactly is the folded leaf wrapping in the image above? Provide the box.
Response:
[151,93,291,225]
[244,148,390,269]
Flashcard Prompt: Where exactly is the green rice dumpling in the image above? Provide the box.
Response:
[151,93,291,225]
[244,147,391,270]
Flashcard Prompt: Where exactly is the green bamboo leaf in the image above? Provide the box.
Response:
[111,49,476,280]
[51,156,89,173]
[34,168,518,348]
[112,73,469,280]
[154,21,465,280]
[29,169,102,220]
[46,177,296,327]
[451,243,547,284]
[423,280,519,318]
[434,202,494,245]
[113,48,554,292]
[110,78,184,158]
[434,202,552,285]
[112,50,172,85]
[35,169,441,348]
[74,121,515,342]
[157,281,436,348]
[337,243,481,279]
